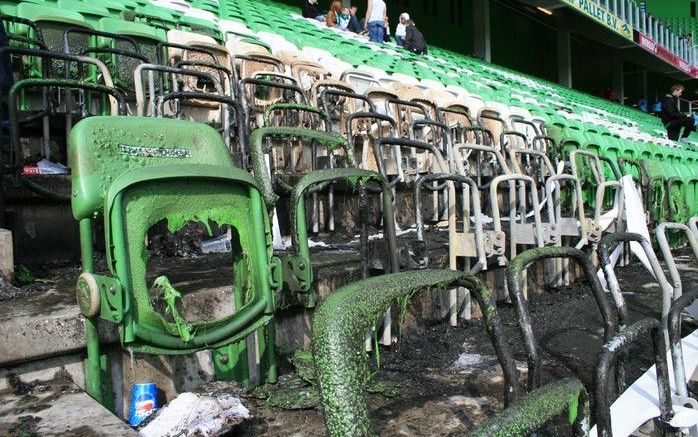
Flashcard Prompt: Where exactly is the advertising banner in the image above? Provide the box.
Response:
[560,0,633,40]
[635,32,698,78]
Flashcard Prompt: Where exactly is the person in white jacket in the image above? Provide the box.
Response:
[395,12,409,46]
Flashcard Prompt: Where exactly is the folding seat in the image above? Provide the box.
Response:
[451,127,545,265]
[163,28,232,95]
[233,51,300,126]
[460,93,485,125]
[225,34,271,56]
[504,247,677,437]
[0,12,46,49]
[684,149,698,217]
[380,83,433,139]
[662,148,691,224]
[364,85,399,118]
[286,57,328,93]
[150,0,189,13]
[255,31,299,54]
[569,149,622,239]
[352,101,401,166]
[419,78,447,92]
[584,127,617,170]
[233,50,284,81]
[638,145,678,225]
[55,0,111,27]
[16,2,90,51]
[477,101,511,146]
[70,116,278,402]
[327,90,395,175]
[439,102,475,144]
[218,18,253,38]
[178,15,223,43]
[509,143,591,280]
[101,0,130,14]
[131,3,179,29]
[247,125,402,350]
[311,80,371,153]
[137,28,233,123]
[617,140,652,210]
[409,92,443,125]
[424,88,458,106]
[3,46,122,177]
[299,46,351,79]
[507,105,543,147]
[98,17,165,65]
[133,58,239,160]
[549,118,587,163]
[191,0,218,14]
[340,68,381,94]
[164,28,220,60]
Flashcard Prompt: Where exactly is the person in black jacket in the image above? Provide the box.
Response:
[346,6,362,33]
[403,20,426,55]
[302,0,324,21]
[659,84,695,141]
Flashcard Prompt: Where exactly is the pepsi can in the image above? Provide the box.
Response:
[128,382,158,426]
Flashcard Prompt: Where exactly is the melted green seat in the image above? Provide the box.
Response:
[70,116,277,404]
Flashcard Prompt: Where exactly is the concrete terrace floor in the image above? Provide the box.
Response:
[237,249,698,436]
[0,243,696,436]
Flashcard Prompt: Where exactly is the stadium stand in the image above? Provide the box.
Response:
[4,0,698,435]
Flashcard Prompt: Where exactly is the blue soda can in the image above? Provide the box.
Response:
[128,382,158,426]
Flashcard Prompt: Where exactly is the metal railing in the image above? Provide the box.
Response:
[587,0,697,69]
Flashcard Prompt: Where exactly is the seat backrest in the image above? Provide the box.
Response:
[70,116,235,221]
[56,0,110,25]
[364,86,399,116]
[98,17,166,63]
[289,58,327,92]
[17,2,90,51]
[166,28,218,61]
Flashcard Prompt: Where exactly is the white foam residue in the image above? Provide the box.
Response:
[451,353,497,371]
[139,393,251,437]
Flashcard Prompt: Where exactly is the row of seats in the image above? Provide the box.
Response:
[1,0,694,295]
[3,0,696,228]
[311,223,698,435]
[0,0,624,319]
[6,1,698,435]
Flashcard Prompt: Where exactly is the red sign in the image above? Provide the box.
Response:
[635,31,698,78]
[22,166,39,175]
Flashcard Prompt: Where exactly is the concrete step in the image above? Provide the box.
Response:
[0,368,136,436]
[0,231,585,422]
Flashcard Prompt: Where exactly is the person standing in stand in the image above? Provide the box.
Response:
[364,0,386,43]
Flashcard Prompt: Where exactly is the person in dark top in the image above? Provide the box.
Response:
[346,5,362,33]
[659,84,695,141]
[403,20,426,55]
[302,0,324,21]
